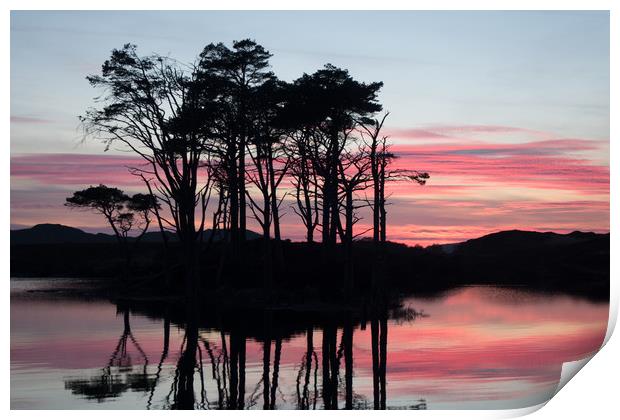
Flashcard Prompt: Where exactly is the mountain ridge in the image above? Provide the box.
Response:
[10,223,261,244]
[10,223,608,247]
[431,229,609,254]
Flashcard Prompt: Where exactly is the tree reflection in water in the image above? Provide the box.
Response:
[63,298,425,410]
[295,326,319,409]
[64,308,152,402]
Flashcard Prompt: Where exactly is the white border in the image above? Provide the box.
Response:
[3,1,616,419]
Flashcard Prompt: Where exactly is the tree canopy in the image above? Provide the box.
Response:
[81,39,429,293]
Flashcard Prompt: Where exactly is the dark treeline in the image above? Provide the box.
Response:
[11,229,610,301]
[76,39,428,298]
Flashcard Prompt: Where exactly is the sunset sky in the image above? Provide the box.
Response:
[10,11,610,245]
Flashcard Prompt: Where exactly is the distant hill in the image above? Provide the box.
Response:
[431,229,608,255]
[11,224,115,244]
[10,223,260,245]
[422,229,609,299]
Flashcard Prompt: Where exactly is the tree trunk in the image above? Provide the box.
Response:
[329,324,338,409]
[371,317,380,410]
[379,314,388,409]
[229,153,240,257]
[328,130,340,247]
[302,160,315,243]
[369,134,381,247]
[173,304,198,410]
[229,332,239,409]
[262,311,272,410]
[163,314,170,357]
[321,183,331,244]
[239,136,247,243]
[321,323,331,409]
[268,155,284,271]
[238,331,246,409]
[344,188,354,297]
[321,322,338,409]
[262,190,273,294]
[302,328,313,409]
[329,180,339,246]
[379,169,387,243]
[268,155,282,242]
[344,317,354,410]
[270,337,282,409]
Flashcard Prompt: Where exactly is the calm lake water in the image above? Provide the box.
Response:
[10,278,608,410]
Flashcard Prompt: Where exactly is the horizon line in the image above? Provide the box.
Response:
[9,222,610,248]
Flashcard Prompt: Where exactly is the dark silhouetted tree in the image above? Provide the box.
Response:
[245,79,290,289]
[295,65,383,247]
[65,185,129,243]
[82,44,214,296]
[337,138,372,295]
[65,184,157,272]
[286,128,320,243]
[197,39,275,252]
[360,114,429,293]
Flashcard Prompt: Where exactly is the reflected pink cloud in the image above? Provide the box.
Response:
[11,287,609,408]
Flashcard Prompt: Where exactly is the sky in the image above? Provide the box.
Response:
[10,10,610,245]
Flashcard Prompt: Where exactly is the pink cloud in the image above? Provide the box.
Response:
[11,153,147,187]
[385,128,452,140]
[386,124,552,142]
[427,124,544,135]
[9,130,609,245]
[392,138,604,156]
[389,139,609,195]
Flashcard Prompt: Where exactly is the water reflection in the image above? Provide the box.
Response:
[64,309,153,402]
[11,281,608,410]
[295,326,318,409]
[59,297,412,410]
[147,309,169,409]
